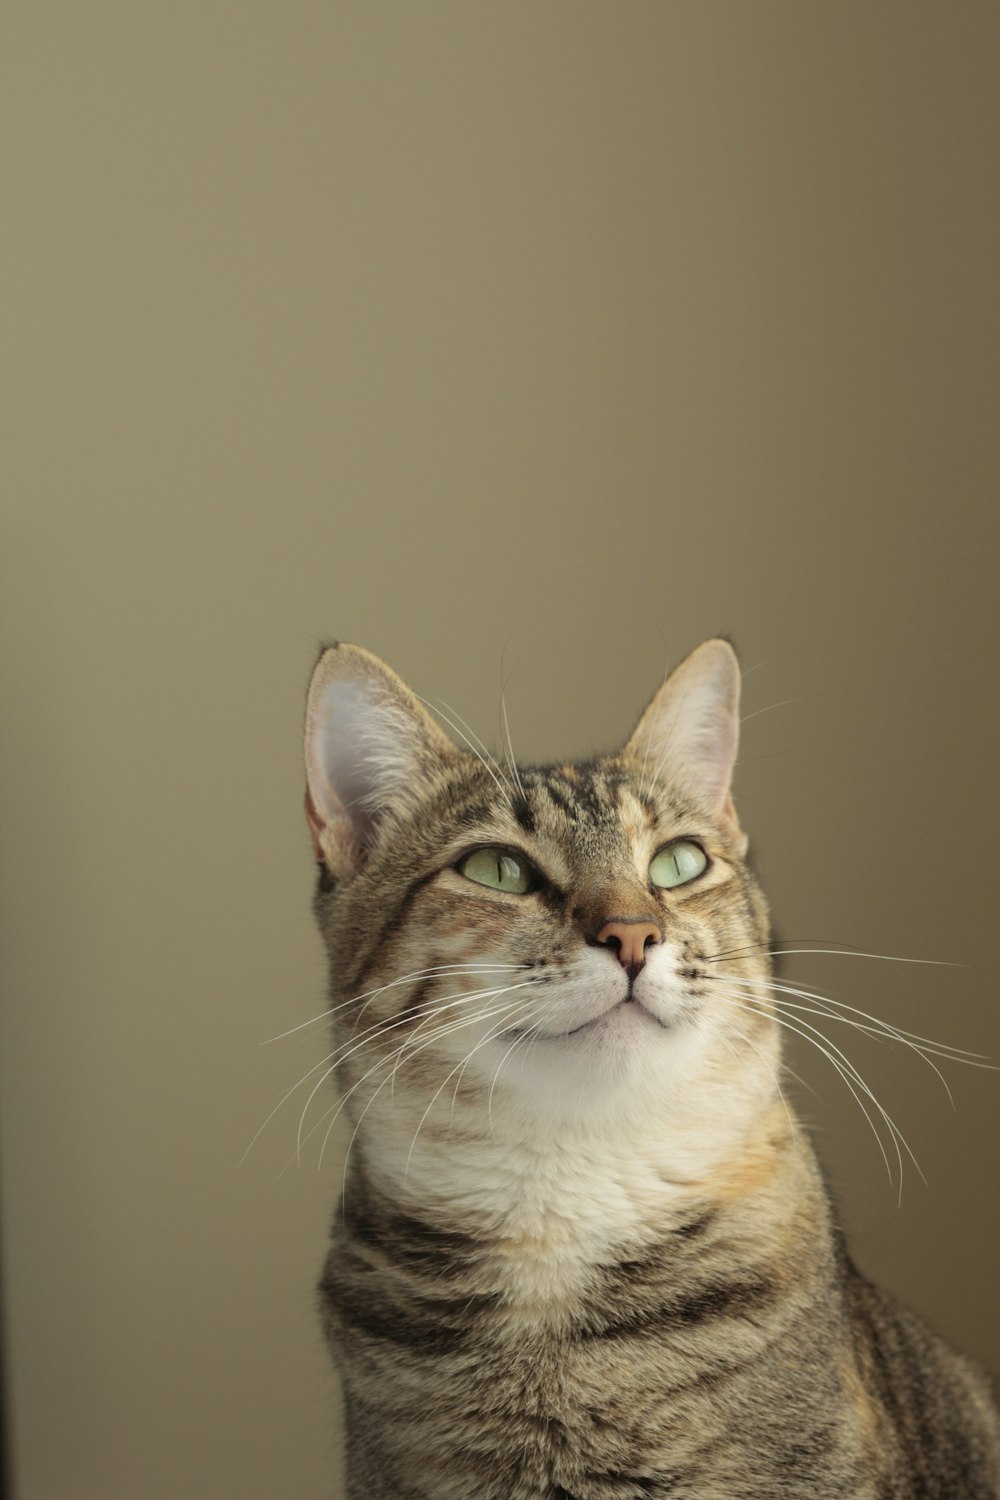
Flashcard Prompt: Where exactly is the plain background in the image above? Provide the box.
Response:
[2,4,998,1497]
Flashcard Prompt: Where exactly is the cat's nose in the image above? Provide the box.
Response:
[596,919,662,977]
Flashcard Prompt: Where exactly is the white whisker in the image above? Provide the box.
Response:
[340,993,541,1194]
[402,994,547,1184]
[739,696,806,725]
[296,979,543,1164]
[388,979,543,1093]
[705,942,959,969]
[262,963,530,1044]
[415,692,514,801]
[295,990,544,1186]
[710,979,924,1203]
[500,697,526,801]
[717,1019,798,1140]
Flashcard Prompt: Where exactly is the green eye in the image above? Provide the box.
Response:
[458,847,536,894]
[649,840,708,890]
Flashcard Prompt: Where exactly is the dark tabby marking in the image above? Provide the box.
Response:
[301,639,999,1499]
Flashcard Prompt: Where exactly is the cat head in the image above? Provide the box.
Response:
[303,640,775,1145]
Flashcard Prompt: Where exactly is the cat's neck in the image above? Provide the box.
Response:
[356,1081,806,1245]
[347,1092,825,1322]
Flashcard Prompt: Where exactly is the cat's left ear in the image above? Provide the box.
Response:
[624,638,747,853]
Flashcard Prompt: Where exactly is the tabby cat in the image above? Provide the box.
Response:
[302,638,999,1499]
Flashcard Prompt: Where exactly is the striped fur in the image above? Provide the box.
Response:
[303,641,999,1499]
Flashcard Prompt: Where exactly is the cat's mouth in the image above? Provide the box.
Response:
[504,998,670,1041]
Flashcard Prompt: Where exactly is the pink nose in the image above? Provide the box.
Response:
[596,919,662,974]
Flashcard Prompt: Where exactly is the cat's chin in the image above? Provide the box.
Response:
[505,998,670,1042]
[474,995,706,1123]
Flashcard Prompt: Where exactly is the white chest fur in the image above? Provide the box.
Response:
[358,1089,774,1319]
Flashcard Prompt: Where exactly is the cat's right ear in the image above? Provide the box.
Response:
[304,644,455,878]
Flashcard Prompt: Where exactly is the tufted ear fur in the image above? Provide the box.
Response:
[304,644,456,878]
[625,638,746,851]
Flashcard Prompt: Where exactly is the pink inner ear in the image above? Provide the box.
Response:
[624,640,742,818]
[304,788,325,861]
[304,669,426,878]
[302,775,364,878]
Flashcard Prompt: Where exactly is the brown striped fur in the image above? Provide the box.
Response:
[302,640,999,1499]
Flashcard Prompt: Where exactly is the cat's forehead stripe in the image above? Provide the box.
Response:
[526,763,621,824]
[510,793,536,834]
[523,762,677,838]
[437,760,709,876]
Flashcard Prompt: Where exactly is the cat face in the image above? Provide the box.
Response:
[304,641,775,1134]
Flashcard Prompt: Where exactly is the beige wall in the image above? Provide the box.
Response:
[2,4,998,1496]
